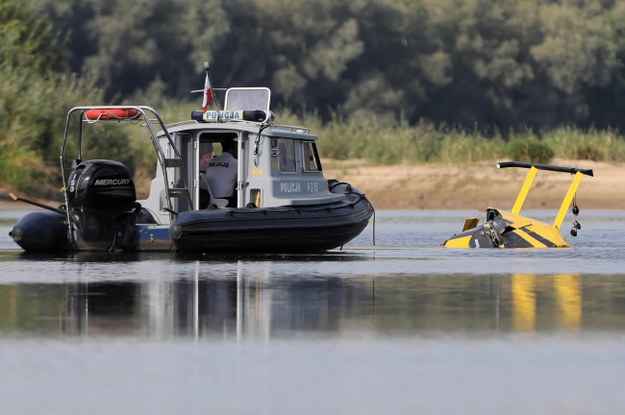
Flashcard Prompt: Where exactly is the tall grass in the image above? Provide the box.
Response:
[306,114,625,165]
[542,127,625,162]
[301,115,510,165]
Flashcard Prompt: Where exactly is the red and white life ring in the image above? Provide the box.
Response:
[84,108,140,121]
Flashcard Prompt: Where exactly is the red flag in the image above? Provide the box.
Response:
[202,72,214,112]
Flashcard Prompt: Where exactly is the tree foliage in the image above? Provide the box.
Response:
[29,0,625,132]
[5,0,625,192]
[0,0,134,193]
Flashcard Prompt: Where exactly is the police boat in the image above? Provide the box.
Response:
[9,69,374,253]
[442,161,593,248]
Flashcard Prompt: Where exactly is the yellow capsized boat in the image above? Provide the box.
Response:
[443,161,593,248]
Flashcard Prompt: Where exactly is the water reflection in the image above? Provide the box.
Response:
[1,263,625,338]
[512,274,581,332]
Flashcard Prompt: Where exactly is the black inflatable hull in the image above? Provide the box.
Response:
[10,193,373,254]
[9,211,68,252]
[170,193,373,253]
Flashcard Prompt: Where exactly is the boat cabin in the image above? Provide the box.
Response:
[140,87,344,225]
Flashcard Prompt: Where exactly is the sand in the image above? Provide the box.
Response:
[323,159,625,211]
[1,159,623,211]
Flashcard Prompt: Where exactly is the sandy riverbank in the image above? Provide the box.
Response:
[1,159,623,212]
[323,159,625,210]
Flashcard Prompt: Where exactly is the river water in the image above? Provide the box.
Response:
[0,208,624,414]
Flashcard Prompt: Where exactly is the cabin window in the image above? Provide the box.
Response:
[302,142,321,172]
[278,139,296,173]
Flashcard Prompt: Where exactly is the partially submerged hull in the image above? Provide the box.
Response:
[443,161,592,249]
[170,192,373,252]
[443,208,569,248]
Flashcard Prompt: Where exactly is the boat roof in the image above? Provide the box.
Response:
[163,121,318,141]
[161,87,318,141]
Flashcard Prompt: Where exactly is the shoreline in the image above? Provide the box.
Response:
[323,159,625,211]
[1,159,623,212]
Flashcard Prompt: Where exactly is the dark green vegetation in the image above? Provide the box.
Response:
[3,0,625,194]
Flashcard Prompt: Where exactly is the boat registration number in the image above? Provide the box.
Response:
[279,181,320,193]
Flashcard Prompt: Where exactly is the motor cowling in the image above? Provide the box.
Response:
[67,159,139,250]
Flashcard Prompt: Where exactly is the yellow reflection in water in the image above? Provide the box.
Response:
[554,274,581,330]
[512,274,536,332]
[512,273,581,332]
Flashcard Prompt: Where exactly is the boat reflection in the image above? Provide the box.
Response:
[0,265,624,338]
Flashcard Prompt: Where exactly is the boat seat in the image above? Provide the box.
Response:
[199,172,228,209]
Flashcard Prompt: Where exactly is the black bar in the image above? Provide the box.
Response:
[9,193,66,214]
[497,161,593,177]
[162,207,179,216]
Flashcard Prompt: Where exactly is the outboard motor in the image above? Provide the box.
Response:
[67,159,139,251]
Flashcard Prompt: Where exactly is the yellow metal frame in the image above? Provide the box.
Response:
[553,172,584,229]
[509,167,586,229]
[511,166,538,215]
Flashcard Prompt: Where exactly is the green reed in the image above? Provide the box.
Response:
[303,115,625,165]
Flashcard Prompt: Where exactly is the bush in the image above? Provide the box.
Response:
[572,142,601,161]
[506,138,554,164]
